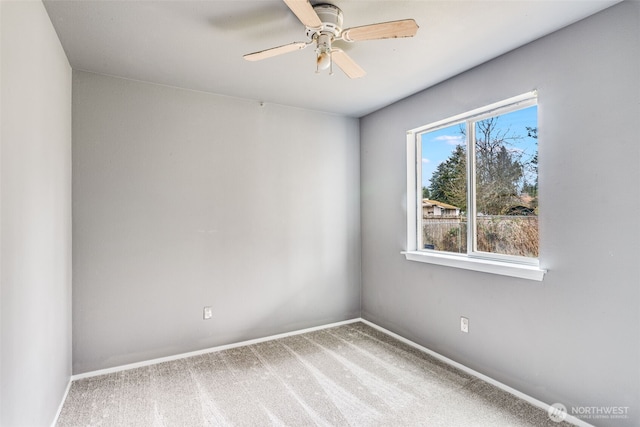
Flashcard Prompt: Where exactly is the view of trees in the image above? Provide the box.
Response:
[422,186,430,199]
[429,144,467,211]
[422,110,539,258]
[428,118,537,215]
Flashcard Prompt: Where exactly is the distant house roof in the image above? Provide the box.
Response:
[422,199,459,210]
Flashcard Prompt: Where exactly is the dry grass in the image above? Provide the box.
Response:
[423,216,538,257]
[477,216,538,257]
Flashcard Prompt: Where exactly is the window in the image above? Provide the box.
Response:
[405,92,545,281]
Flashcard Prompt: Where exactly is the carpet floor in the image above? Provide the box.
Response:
[56,322,570,426]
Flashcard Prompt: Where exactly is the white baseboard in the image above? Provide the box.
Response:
[68,317,592,427]
[51,378,72,427]
[71,318,361,380]
[359,318,592,427]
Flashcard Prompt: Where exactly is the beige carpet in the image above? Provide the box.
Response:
[57,322,570,426]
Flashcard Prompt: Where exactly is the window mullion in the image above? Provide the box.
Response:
[466,121,476,255]
[416,134,423,251]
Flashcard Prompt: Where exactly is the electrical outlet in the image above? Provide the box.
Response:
[203,306,213,320]
[460,316,469,333]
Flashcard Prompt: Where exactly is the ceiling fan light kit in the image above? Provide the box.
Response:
[243,0,419,79]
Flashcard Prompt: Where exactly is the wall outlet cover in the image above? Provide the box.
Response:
[461,316,469,333]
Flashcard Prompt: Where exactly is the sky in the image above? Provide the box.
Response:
[420,105,538,189]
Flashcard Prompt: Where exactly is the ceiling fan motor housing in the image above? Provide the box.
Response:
[305,3,344,39]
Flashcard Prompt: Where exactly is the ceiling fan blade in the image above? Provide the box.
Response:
[341,19,419,42]
[331,49,366,79]
[282,0,322,28]
[243,41,309,61]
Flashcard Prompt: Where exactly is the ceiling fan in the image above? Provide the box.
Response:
[243,0,419,79]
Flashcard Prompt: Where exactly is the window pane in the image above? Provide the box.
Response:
[420,124,467,253]
[474,106,538,257]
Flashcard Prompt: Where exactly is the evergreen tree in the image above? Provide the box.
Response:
[429,144,467,212]
[422,186,430,199]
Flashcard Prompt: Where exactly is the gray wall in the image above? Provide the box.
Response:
[1,1,73,425]
[360,3,639,427]
[72,71,361,374]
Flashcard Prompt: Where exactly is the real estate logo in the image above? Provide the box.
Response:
[548,403,629,423]
[548,403,567,422]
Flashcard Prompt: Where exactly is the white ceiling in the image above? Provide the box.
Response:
[43,0,619,117]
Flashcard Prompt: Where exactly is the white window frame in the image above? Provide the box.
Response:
[403,92,546,281]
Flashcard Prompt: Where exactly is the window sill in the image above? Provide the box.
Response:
[402,251,546,281]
